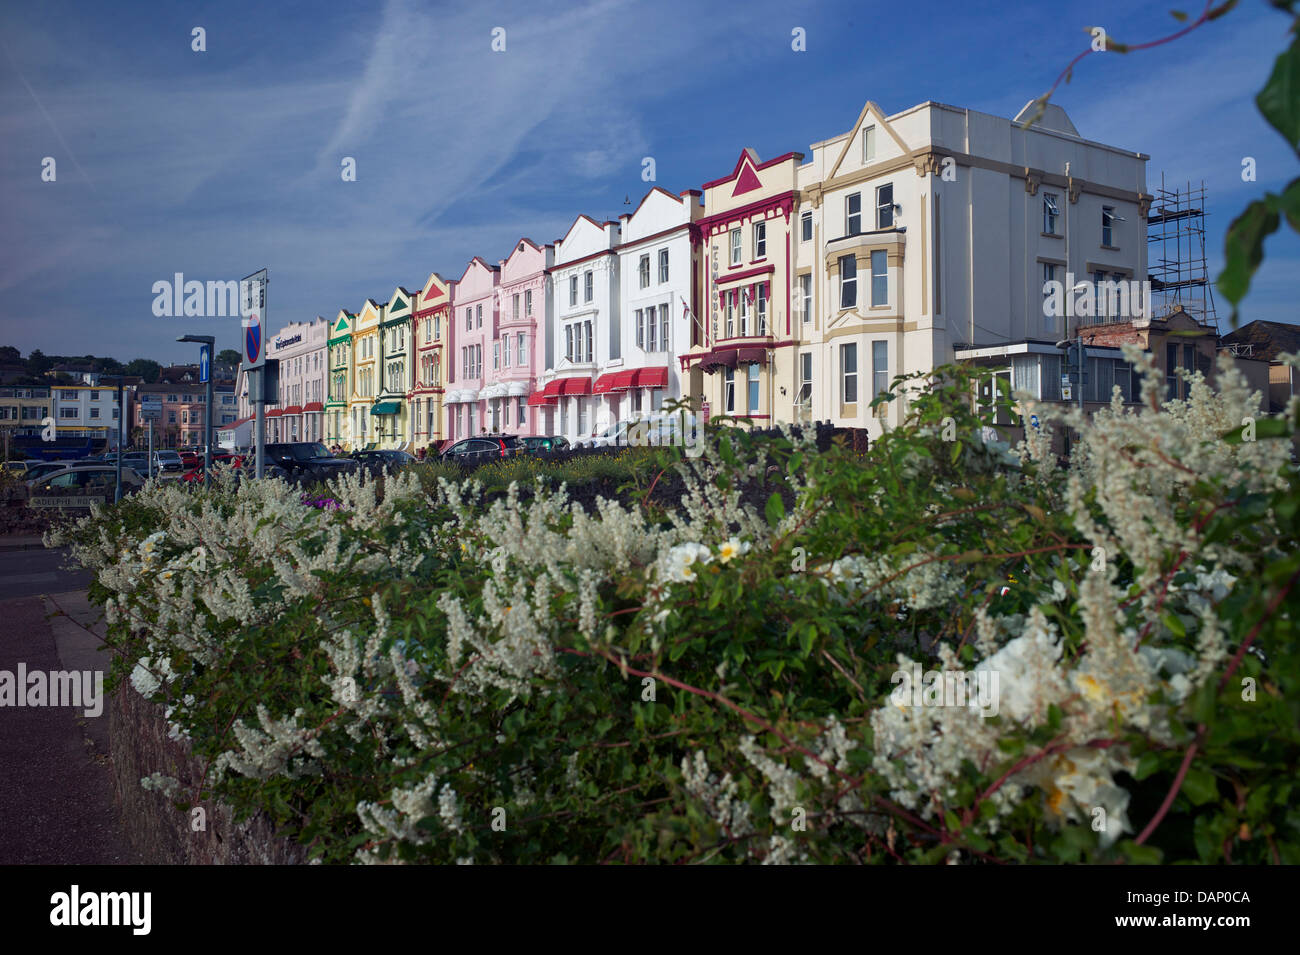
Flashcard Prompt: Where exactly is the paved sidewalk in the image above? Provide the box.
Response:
[0,591,141,863]
[0,535,49,553]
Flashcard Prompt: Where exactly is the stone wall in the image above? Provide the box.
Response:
[109,682,309,865]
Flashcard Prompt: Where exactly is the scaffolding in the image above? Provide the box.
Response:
[1147,175,1217,328]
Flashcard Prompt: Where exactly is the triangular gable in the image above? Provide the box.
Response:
[627,186,679,220]
[503,237,541,268]
[827,100,911,181]
[421,271,448,302]
[388,287,412,313]
[565,215,603,240]
[333,310,353,334]
[732,160,763,197]
[357,299,382,326]
[457,256,499,285]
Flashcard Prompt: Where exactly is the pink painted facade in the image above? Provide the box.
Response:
[493,238,554,436]
[444,257,499,441]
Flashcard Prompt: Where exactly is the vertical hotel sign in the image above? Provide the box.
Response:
[240,269,268,372]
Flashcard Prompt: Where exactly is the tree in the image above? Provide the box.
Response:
[0,345,19,362]
[125,359,162,383]
[26,349,53,376]
[217,349,242,367]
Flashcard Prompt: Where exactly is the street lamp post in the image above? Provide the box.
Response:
[177,335,215,488]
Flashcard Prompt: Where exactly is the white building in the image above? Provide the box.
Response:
[236,317,329,443]
[793,99,1149,435]
[52,385,124,446]
[610,188,702,421]
[539,215,622,442]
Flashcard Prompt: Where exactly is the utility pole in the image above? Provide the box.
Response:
[177,335,215,487]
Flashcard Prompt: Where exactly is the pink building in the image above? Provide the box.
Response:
[494,238,554,437]
[444,257,499,441]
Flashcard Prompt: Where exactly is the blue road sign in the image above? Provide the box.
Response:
[200,344,211,383]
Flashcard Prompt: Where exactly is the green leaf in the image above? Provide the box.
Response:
[1219,197,1280,314]
[765,492,786,527]
[1256,33,1300,150]
[1182,767,1218,806]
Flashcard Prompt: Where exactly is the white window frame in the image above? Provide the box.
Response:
[1043,194,1060,235]
[846,193,861,236]
[658,248,669,283]
[876,183,894,229]
[862,125,876,163]
[729,228,742,266]
[839,255,857,309]
[870,250,888,306]
[841,343,858,404]
[753,220,766,258]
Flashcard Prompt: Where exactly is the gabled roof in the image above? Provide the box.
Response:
[420,271,450,303]
[825,100,911,181]
[1220,320,1300,362]
[457,256,501,283]
[701,148,805,193]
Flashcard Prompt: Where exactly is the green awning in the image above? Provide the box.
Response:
[370,401,401,415]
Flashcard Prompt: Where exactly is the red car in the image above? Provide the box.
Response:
[181,453,244,483]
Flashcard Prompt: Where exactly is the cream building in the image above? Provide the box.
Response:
[682,149,803,427]
[794,99,1149,436]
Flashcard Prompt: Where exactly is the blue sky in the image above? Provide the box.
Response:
[1,0,1295,365]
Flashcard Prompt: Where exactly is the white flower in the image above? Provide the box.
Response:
[717,537,751,564]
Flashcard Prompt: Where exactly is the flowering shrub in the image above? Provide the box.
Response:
[51,354,1299,863]
[300,494,341,510]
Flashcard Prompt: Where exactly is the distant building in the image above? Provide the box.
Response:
[1220,319,1300,414]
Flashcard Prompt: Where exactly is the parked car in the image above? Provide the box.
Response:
[440,435,524,464]
[23,459,115,483]
[152,450,184,475]
[178,450,200,471]
[263,442,361,484]
[28,465,144,494]
[519,435,569,454]
[349,449,416,477]
[180,453,245,483]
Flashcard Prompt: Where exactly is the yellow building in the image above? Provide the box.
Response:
[348,299,383,450]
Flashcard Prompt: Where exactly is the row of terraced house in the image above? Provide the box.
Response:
[230,97,1179,452]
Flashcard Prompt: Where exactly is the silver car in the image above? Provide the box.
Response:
[27,465,145,494]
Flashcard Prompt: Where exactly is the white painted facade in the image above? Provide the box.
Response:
[542,215,622,442]
[612,188,702,422]
[52,385,123,444]
[793,99,1149,436]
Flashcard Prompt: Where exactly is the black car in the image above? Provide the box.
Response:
[519,435,569,454]
[440,435,524,464]
[263,442,361,484]
[349,449,416,477]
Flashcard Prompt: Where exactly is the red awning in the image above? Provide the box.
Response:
[303,402,324,413]
[527,392,556,406]
[593,370,635,394]
[265,408,284,417]
[735,347,767,366]
[699,348,738,371]
[282,405,303,415]
[553,376,593,396]
[630,366,668,389]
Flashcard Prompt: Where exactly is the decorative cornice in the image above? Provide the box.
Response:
[912,151,942,178]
